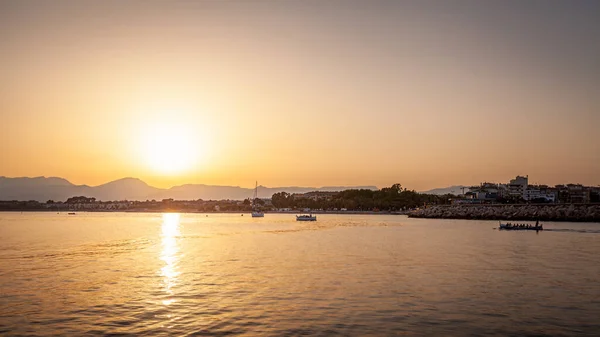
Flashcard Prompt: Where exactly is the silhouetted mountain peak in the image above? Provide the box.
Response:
[97,177,148,188]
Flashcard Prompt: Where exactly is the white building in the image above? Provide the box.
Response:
[508,175,528,198]
[524,187,556,202]
[468,182,502,200]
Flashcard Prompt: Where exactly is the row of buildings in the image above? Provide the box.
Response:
[463,175,600,204]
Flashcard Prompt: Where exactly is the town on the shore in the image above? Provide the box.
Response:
[449,175,599,204]
[1,175,598,220]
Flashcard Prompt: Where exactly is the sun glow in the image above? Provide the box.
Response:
[138,119,206,174]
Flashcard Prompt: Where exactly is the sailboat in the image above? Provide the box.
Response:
[251,181,264,217]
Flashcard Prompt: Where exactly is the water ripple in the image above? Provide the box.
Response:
[0,214,599,336]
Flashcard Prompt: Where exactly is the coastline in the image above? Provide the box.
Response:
[408,204,600,222]
[0,209,410,215]
[3,206,600,223]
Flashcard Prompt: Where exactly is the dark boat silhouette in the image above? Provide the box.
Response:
[296,214,317,221]
[498,222,543,231]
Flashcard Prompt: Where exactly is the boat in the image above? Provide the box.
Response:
[498,221,543,231]
[68,212,76,215]
[251,181,264,218]
[296,214,317,221]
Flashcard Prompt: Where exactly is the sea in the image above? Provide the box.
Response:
[1,212,599,336]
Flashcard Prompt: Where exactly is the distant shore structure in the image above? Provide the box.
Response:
[251,181,264,218]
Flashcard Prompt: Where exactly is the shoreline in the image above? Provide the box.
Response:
[3,207,600,223]
[408,204,600,223]
[0,209,409,216]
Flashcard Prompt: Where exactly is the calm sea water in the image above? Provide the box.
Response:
[1,212,599,336]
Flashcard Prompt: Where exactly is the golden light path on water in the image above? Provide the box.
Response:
[160,213,181,306]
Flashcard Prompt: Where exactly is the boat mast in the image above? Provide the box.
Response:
[252,181,258,210]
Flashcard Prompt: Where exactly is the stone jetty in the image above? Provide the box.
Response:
[409,204,600,222]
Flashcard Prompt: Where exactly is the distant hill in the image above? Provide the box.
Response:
[419,185,467,195]
[0,176,377,202]
[0,176,92,201]
[92,178,162,201]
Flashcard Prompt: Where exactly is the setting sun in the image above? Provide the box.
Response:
[138,120,204,174]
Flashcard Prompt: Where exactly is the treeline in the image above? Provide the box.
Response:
[272,184,454,211]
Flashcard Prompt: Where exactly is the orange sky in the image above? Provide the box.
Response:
[1,1,598,190]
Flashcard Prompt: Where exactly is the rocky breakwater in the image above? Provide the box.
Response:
[409,204,600,222]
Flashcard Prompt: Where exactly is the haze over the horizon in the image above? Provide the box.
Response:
[1,0,599,190]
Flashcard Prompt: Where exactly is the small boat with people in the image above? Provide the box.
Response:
[498,220,543,231]
[296,214,317,221]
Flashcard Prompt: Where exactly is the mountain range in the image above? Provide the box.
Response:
[0,176,378,202]
[419,185,468,195]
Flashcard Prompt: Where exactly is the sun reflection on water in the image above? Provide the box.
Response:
[160,213,181,304]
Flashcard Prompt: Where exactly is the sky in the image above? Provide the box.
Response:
[1,0,599,190]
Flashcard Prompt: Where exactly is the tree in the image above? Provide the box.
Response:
[272,192,291,208]
[267,184,455,211]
